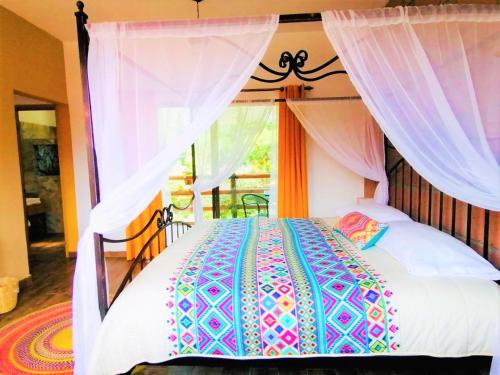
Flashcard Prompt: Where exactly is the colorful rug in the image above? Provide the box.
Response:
[0,302,73,374]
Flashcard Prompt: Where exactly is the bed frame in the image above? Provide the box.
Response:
[73,2,498,372]
[102,204,191,307]
[103,144,499,311]
[384,139,496,263]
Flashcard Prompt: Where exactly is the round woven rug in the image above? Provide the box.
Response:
[0,302,73,374]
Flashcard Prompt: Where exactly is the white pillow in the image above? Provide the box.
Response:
[377,221,500,280]
[333,203,412,223]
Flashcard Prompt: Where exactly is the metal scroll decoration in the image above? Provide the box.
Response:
[157,205,174,230]
[251,50,347,83]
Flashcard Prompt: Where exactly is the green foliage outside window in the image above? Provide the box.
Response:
[168,108,276,222]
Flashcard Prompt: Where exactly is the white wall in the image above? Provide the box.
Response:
[18,110,56,127]
[244,27,366,216]
[306,135,363,217]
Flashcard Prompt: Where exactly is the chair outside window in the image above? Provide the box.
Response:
[241,194,269,218]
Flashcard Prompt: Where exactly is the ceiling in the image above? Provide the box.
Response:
[1,0,495,43]
[0,0,388,42]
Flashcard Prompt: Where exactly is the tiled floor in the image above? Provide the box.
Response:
[0,237,492,374]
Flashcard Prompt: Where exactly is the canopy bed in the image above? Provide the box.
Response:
[72,2,500,374]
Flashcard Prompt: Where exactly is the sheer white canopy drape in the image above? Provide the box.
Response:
[287,99,387,204]
[322,5,500,211]
[192,104,274,221]
[74,16,277,374]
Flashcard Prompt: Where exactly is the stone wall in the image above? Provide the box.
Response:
[20,122,63,234]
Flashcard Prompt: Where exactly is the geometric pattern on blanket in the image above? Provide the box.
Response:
[166,218,398,359]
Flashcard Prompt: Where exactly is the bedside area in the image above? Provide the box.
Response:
[26,197,46,240]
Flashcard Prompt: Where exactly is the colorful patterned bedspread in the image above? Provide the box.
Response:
[166,218,399,358]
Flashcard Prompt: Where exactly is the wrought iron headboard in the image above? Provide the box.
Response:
[385,143,496,263]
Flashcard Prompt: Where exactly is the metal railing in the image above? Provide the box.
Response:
[169,173,271,218]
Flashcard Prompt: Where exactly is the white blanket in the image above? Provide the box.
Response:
[89,219,500,374]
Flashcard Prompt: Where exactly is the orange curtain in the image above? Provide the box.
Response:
[278,85,309,218]
[125,192,165,260]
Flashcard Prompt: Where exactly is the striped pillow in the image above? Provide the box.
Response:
[336,211,388,250]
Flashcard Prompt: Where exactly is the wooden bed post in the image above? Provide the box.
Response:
[75,1,108,319]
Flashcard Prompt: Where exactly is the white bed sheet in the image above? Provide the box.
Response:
[89,219,500,375]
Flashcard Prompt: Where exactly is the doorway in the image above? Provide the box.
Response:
[0,94,79,327]
[15,103,65,256]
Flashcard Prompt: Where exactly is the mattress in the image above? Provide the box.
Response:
[89,218,500,374]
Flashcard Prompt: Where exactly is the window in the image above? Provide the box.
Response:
[167,105,277,222]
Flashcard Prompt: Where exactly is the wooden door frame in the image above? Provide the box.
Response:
[14,105,57,256]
